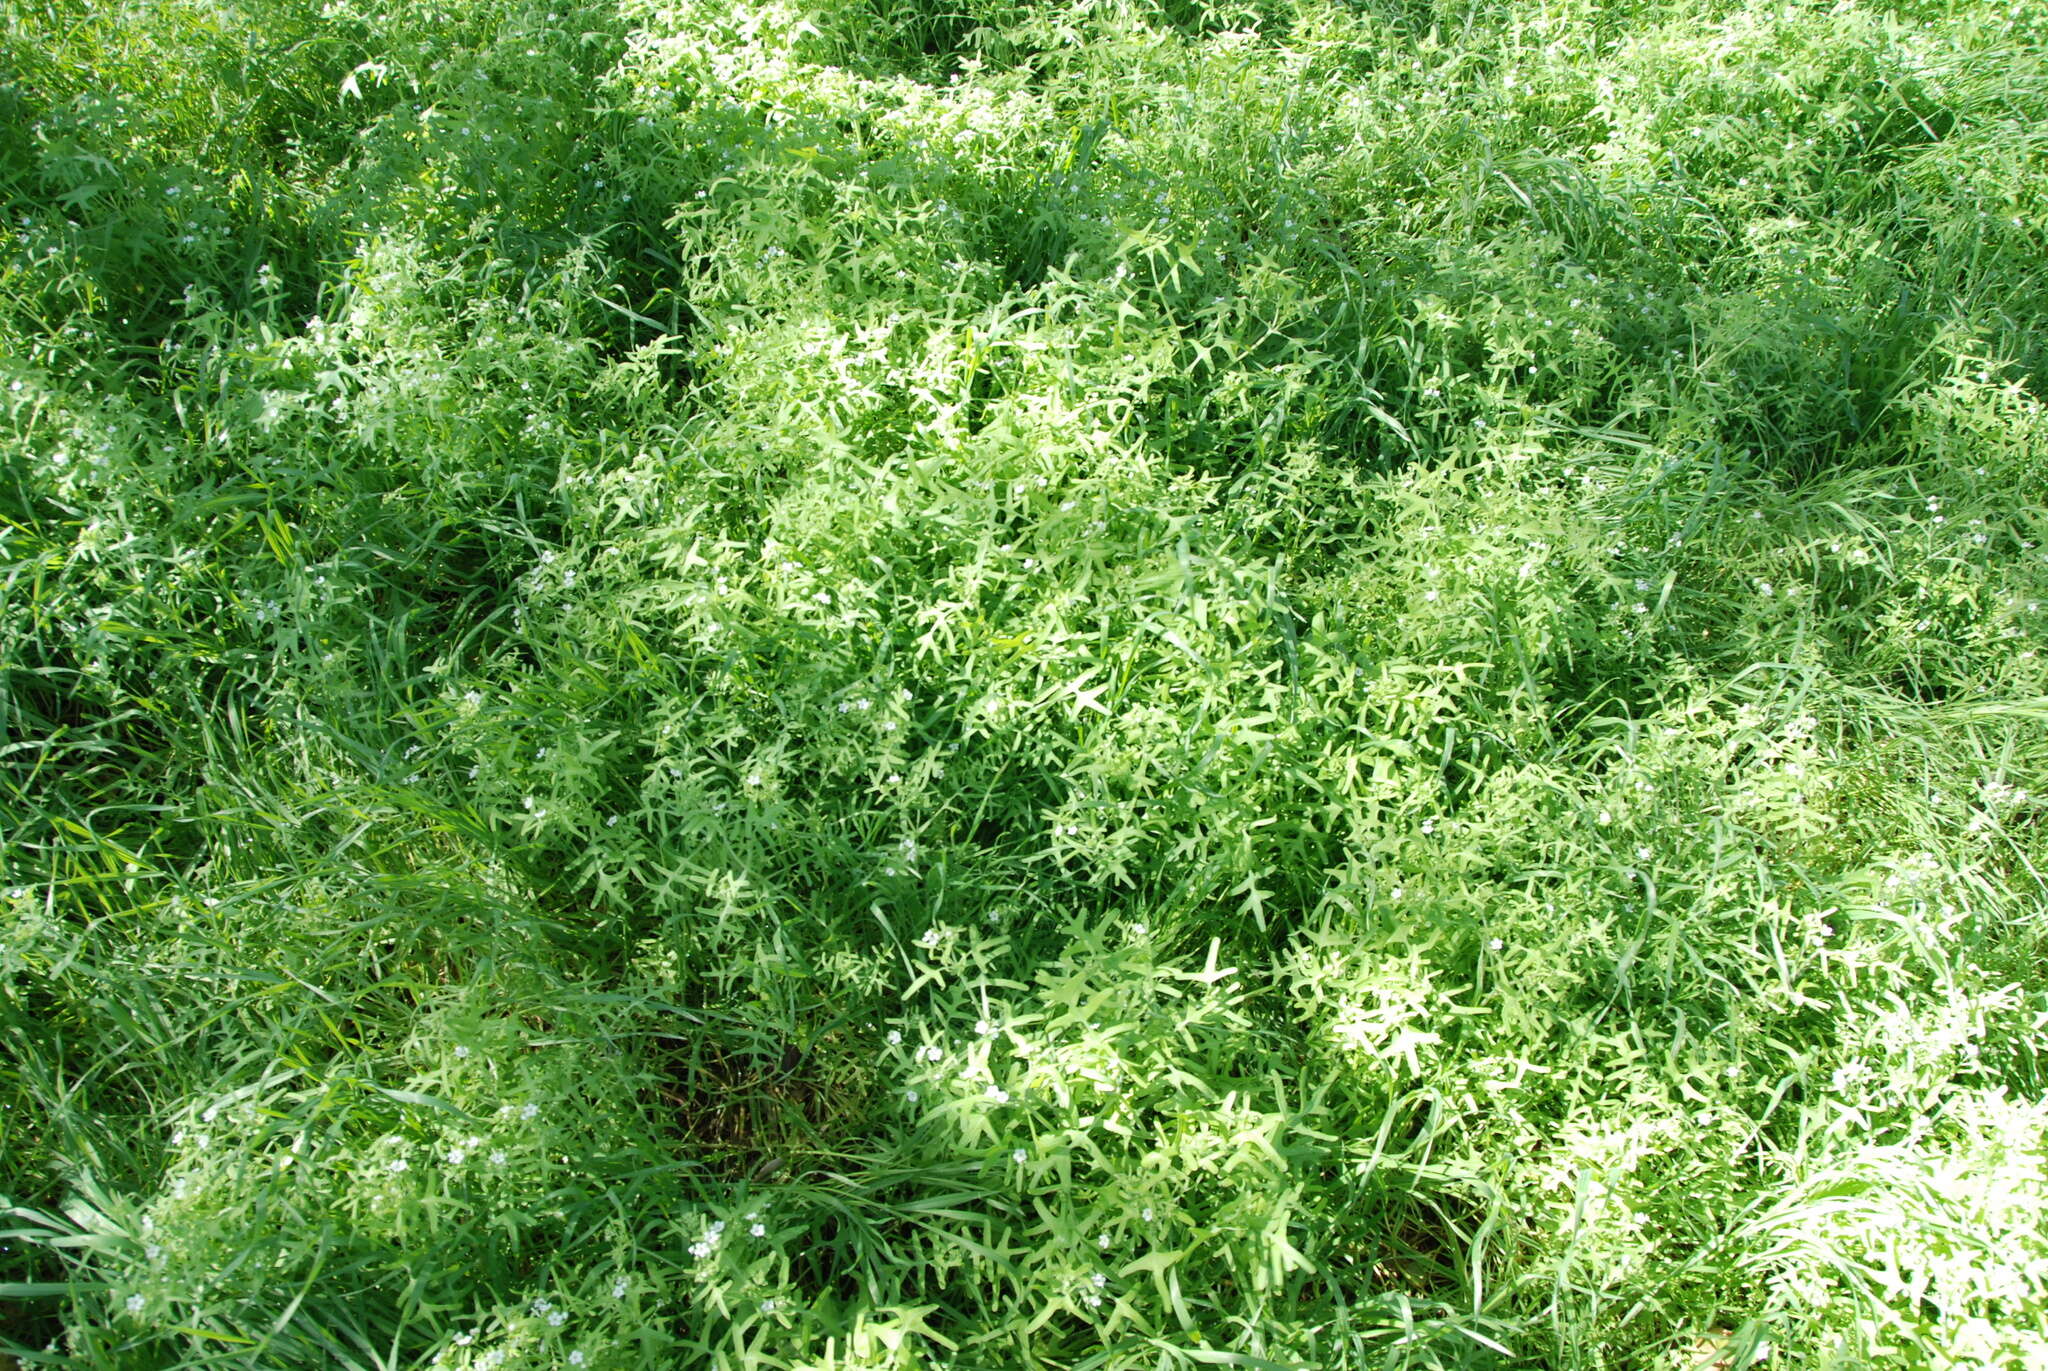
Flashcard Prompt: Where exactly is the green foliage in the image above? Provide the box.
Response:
[4,0,2048,1365]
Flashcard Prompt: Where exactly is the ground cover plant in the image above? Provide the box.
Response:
[3,0,2047,1365]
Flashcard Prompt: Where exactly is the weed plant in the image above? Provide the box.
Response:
[3,0,2047,1366]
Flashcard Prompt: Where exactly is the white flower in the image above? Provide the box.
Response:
[490,1149,508,1166]
[610,1279,628,1299]
[1097,1233,1110,1249]
[975,1018,995,1037]
[761,1298,777,1313]
[689,1241,711,1259]
[1488,937,1505,951]
[448,1147,467,1164]
[1596,810,1612,825]
[569,1353,586,1367]
[984,1085,1010,1104]
[1091,1272,1108,1287]
[887,1030,902,1046]
[905,1088,920,1102]
[532,1299,552,1315]
[126,1294,145,1314]
[919,928,940,948]
[520,1102,539,1120]
[547,1311,566,1327]
[1012,1148,1027,1163]
[454,1045,470,1059]
[751,1223,766,1237]
[1141,1207,1153,1221]
[388,1158,409,1173]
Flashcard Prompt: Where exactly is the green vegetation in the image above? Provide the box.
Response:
[3,0,2047,1364]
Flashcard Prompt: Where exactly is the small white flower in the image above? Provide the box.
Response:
[455,1045,470,1059]
[520,1103,539,1120]
[388,1157,409,1173]
[1142,1207,1154,1221]
[905,1088,920,1102]
[532,1299,552,1315]
[1488,937,1505,951]
[1091,1272,1108,1287]
[690,1241,711,1259]
[126,1294,145,1314]
[547,1310,566,1327]
[610,1279,628,1298]
[569,1353,586,1367]
[1596,810,1612,825]
[1097,1233,1110,1249]
[490,1149,508,1166]
[887,1030,902,1046]
[920,928,941,947]
[985,1085,1010,1104]
[761,1298,777,1313]
[1012,1148,1027,1163]
[975,1018,995,1037]
[449,1147,467,1164]
[751,1223,766,1237]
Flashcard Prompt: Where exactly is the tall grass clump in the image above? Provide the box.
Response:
[3,0,2047,1366]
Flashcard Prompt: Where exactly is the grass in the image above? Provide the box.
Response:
[2,0,2046,1365]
